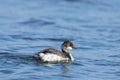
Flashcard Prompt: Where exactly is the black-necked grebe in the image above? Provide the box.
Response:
[34,41,75,62]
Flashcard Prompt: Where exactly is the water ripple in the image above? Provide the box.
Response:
[10,34,74,42]
[93,59,120,66]
[109,54,120,58]
[19,18,55,26]
[0,0,120,80]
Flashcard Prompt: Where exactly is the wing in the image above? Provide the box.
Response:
[39,48,63,55]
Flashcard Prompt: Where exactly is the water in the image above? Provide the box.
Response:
[0,0,120,80]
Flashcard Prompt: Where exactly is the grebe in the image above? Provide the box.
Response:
[34,41,75,62]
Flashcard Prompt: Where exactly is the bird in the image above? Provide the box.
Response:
[34,40,75,62]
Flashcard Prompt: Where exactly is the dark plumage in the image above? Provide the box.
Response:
[34,40,75,62]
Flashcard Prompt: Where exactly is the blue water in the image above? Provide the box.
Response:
[0,0,120,80]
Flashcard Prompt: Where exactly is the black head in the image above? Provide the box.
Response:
[61,40,75,52]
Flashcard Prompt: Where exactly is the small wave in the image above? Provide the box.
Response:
[0,52,35,65]
[10,34,74,42]
[109,54,120,58]
[19,18,54,26]
[76,46,92,50]
[40,38,74,42]
[72,62,84,66]
[93,59,120,66]
[64,0,94,4]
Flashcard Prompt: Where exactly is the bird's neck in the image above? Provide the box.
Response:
[62,48,72,61]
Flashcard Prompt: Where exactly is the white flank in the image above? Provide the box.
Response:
[39,53,69,62]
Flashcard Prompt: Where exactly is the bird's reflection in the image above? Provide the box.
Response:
[34,59,72,74]
[61,62,71,74]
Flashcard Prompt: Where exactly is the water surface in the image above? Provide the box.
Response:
[0,0,120,80]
